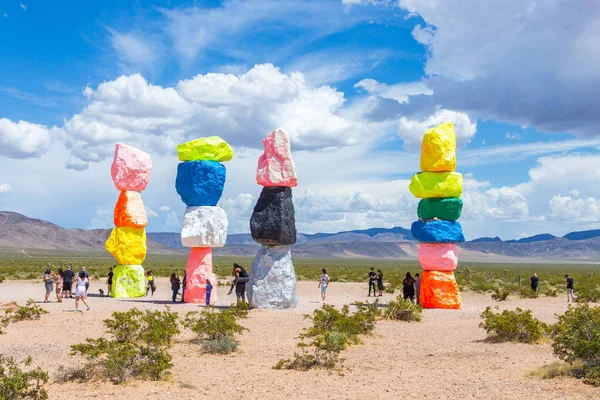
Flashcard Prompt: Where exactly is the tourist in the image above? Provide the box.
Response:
[565,274,575,302]
[403,272,416,302]
[55,268,64,303]
[530,273,539,292]
[74,271,91,312]
[227,278,236,295]
[415,273,421,305]
[106,267,114,296]
[377,269,384,297]
[170,273,181,302]
[205,279,213,306]
[80,267,90,295]
[232,263,250,303]
[62,265,75,298]
[146,270,156,296]
[368,267,377,296]
[318,268,330,304]
[181,272,186,303]
[43,268,54,303]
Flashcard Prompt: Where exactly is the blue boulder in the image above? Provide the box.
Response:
[175,161,226,206]
[411,220,465,243]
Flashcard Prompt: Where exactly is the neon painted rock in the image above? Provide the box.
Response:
[105,226,147,265]
[111,143,152,191]
[247,245,297,309]
[420,122,456,172]
[418,243,458,271]
[175,161,226,206]
[409,172,463,199]
[420,270,462,309]
[256,128,298,187]
[411,220,465,243]
[114,191,148,228]
[181,206,228,248]
[177,136,234,162]
[110,265,146,298]
[184,247,217,304]
[250,187,296,246]
[417,198,463,221]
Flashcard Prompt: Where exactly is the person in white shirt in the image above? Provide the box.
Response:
[75,272,91,312]
[318,268,331,304]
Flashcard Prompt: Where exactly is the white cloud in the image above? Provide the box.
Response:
[65,157,89,171]
[87,209,112,230]
[0,118,52,158]
[145,206,159,218]
[548,195,600,223]
[107,28,161,72]
[160,205,170,212]
[164,211,180,231]
[505,132,520,140]
[0,183,11,193]
[355,78,432,103]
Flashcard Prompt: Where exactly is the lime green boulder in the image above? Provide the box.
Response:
[409,172,463,199]
[177,136,234,162]
[110,265,146,298]
[418,198,463,220]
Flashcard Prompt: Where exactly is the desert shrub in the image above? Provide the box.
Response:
[69,308,179,384]
[384,285,395,294]
[528,361,583,380]
[5,300,48,322]
[0,355,48,400]
[491,288,510,301]
[519,287,539,299]
[183,305,247,354]
[575,283,600,303]
[276,303,379,371]
[479,306,547,343]
[0,275,5,283]
[382,296,422,321]
[228,302,250,319]
[551,304,600,386]
[541,286,558,297]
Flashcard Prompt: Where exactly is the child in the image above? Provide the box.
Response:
[205,279,213,306]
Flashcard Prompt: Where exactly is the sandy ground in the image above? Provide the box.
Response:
[0,278,598,400]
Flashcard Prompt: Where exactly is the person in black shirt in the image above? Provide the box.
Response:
[565,274,575,302]
[368,267,377,296]
[530,273,539,292]
[376,269,384,297]
[62,265,75,298]
[106,267,114,297]
[233,263,250,303]
[403,272,416,302]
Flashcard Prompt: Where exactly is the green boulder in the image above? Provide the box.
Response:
[418,198,463,221]
[177,136,234,162]
[111,265,146,298]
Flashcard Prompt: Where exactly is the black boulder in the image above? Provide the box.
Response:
[250,187,296,245]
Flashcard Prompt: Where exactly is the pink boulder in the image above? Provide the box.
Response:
[184,247,217,304]
[256,128,298,187]
[418,243,458,271]
[111,143,152,191]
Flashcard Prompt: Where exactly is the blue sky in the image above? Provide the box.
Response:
[1,0,600,240]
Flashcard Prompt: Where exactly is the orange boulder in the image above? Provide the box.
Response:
[114,191,148,228]
[420,270,462,309]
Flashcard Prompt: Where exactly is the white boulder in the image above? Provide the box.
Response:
[247,245,297,309]
[181,206,228,248]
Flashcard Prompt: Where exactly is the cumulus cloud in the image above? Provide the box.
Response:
[145,206,159,218]
[160,205,170,212]
[548,195,600,223]
[0,183,11,193]
[0,118,52,158]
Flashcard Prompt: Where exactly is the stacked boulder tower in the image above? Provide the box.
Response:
[409,122,464,309]
[105,143,152,298]
[247,128,298,309]
[175,136,233,304]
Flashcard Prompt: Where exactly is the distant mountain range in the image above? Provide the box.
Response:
[2,211,600,261]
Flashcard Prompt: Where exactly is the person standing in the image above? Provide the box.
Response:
[376,269,384,297]
[43,268,54,303]
[414,273,421,305]
[318,268,330,304]
[80,267,90,295]
[232,263,250,303]
[62,265,75,298]
[74,271,91,312]
[181,272,186,303]
[106,267,114,296]
[55,268,64,303]
[368,267,377,297]
[403,272,416,302]
[170,273,181,302]
[565,274,575,302]
[530,273,539,292]
[146,270,156,296]
[205,279,213,306]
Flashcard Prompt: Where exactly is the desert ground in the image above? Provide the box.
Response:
[0,278,597,400]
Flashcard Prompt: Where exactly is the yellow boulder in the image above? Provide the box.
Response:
[105,227,147,265]
[409,172,463,198]
[420,122,456,172]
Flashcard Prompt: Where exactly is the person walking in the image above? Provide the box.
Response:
[530,273,539,292]
[403,272,416,302]
[74,271,91,312]
[80,267,90,295]
[205,279,213,306]
[146,270,156,296]
[106,267,114,296]
[170,273,181,302]
[62,265,75,298]
[415,273,421,305]
[368,267,377,296]
[232,263,250,303]
[565,274,575,302]
[43,268,54,303]
[55,268,64,303]
[376,269,384,297]
[318,268,330,304]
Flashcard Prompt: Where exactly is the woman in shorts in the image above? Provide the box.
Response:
[43,268,54,303]
[75,271,91,312]
[55,268,64,303]
[318,268,330,304]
